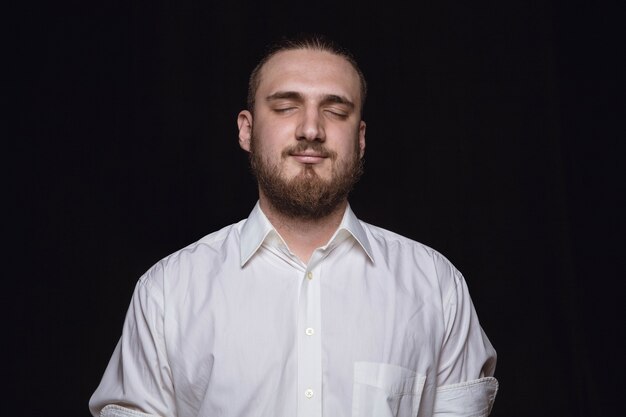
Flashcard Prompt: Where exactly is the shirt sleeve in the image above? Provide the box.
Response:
[433,254,499,416]
[89,265,175,417]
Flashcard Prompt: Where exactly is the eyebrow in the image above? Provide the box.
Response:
[265,91,355,110]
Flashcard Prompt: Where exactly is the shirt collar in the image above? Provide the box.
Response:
[239,201,374,266]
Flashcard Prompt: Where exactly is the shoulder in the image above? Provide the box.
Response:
[362,221,452,262]
[138,219,246,290]
[361,220,464,289]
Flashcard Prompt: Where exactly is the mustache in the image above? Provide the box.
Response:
[281,142,337,160]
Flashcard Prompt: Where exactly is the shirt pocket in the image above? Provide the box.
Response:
[352,361,427,417]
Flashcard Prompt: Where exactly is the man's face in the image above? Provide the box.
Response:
[238,49,366,219]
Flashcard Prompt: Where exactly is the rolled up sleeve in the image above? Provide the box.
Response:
[434,256,499,416]
[434,377,498,416]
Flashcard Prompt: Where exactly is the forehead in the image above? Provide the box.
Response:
[257,49,362,104]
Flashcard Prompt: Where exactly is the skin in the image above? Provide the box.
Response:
[237,48,366,263]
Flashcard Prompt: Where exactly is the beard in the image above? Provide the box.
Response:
[249,135,364,220]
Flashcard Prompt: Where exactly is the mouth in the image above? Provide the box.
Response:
[289,151,328,164]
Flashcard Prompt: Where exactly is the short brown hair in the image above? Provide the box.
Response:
[246,33,367,116]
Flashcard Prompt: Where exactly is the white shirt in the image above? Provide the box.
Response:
[89,202,498,417]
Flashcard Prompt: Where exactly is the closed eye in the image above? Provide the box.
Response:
[325,109,349,119]
[273,107,298,114]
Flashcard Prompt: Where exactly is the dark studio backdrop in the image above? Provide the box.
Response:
[7,0,624,416]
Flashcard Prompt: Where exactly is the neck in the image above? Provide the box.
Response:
[258,193,347,264]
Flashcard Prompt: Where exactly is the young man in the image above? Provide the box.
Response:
[89,33,498,417]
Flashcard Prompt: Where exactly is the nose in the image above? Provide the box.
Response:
[295,107,325,142]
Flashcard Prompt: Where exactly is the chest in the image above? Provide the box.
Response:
[164,255,444,396]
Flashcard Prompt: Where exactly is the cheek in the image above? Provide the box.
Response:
[336,135,361,158]
[256,123,293,150]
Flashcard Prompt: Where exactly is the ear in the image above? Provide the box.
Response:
[237,110,253,152]
[358,120,366,158]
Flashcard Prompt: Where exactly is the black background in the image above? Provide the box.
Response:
[7,0,625,416]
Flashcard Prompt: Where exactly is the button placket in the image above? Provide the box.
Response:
[297,265,322,416]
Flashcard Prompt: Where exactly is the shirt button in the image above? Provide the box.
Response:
[305,388,314,399]
[305,327,315,336]
[306,271,313,280]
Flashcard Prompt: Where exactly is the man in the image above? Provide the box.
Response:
[89,33,498,417]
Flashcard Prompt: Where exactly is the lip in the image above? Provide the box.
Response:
[290,152,327,164]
